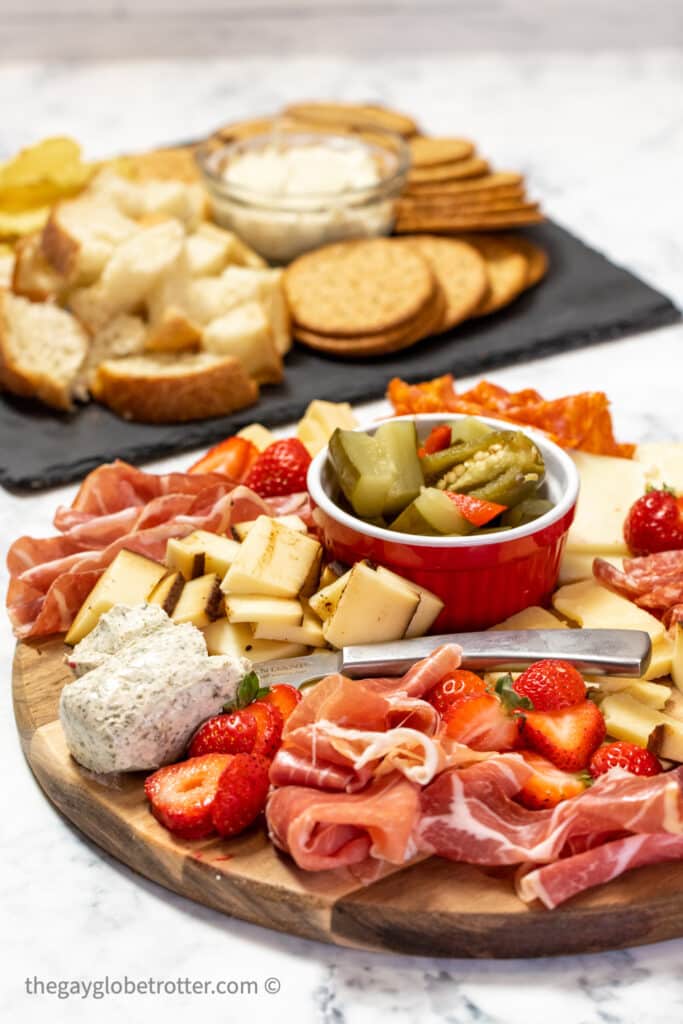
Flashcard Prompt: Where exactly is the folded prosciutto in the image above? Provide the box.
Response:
[6,459,310,639]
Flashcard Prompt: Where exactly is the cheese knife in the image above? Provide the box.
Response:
[253,629,652,689]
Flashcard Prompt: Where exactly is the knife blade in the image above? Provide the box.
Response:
[252,628,652,689]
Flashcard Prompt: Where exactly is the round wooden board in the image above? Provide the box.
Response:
[13,636,683,958]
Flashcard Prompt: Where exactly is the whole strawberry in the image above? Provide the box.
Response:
[513,659,586,712]
[589,741,662,779]
[624,487,683,556]
[245,439,311,498]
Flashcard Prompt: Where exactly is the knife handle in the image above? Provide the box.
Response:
[341,629,652,679]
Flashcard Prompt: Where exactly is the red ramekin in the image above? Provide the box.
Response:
[307,413,579,632]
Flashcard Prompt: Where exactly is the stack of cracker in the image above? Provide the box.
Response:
[284,233,547,359]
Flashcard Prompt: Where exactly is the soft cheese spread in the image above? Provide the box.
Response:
[67,603,172,676]
[60,612,249,774]
[222,142,380,197]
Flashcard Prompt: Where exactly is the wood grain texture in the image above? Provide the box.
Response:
[12,637,683,957]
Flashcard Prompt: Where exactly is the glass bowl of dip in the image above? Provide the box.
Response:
[195,129,411,264]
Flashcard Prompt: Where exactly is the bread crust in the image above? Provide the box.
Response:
[91,355,259,423]
[41,204,79,278]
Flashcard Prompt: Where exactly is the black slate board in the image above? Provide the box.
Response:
[1,220,679,492]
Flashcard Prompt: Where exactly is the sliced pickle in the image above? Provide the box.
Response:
[420,430,515,484]
[390,488,475,536]
[436,432,545,498]
[328,428,397,519]
[449,417,495,445]
[469,466,541,507]
[375,420,424,518]
[501,498,554,528]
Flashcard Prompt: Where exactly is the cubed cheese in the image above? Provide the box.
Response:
[222,516,322,598]
[202,618,308,662]
[166,530,240,580]
[171,573,223,627]
[323,561,419,648]
[492,606,567,630]
[224,594,303,626]
[253,603,325,647]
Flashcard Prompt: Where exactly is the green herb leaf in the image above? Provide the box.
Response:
[495,673,534,713]
[223,670,262,712]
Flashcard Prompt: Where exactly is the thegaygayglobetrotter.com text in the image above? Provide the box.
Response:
[25,975,282,1000]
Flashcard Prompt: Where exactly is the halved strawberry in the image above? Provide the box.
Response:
[211,753,271,837]
[187,709,258,758]
[443,693,519,751]
[516,751,588,810]
[144,754,232,839]
[255,683,302,722]
[188,436,259,479]
[249,701,284,758]
[520,700,606,772]
[426,670,488,717]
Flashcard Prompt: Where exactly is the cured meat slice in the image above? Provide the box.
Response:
[594,550,683,621]
[418,760,683,865]
[517,833,683,908]
[266,774,421,871]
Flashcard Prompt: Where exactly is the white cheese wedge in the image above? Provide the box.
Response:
[225,594,303,626]
[558,550,624,586]
[148,571,184,615]
[590,677,672,710]
[253,603,325,647]
[635,442,683,492]
[202,617,307,662]
[237,422,276,451]
[566,451,652,554]
[374,566,444,638]
[65,549,167,645]
[647,633,674,680]
[67,603,173,676]
[492,606,567,630]
[60,623,248,773]
[222,516,322,598]
[297,399,357,456]
[552,579,666,639]
[171,573,223,627]
[323,561,419,649]
[309,570,352,621]
[672,623,683,692]
[166,530,241,580]
[601,691,665,746]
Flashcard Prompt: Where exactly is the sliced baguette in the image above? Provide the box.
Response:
[185,223,242,277]
[12,233,67,301]
[69,220,185,333]
[0,250,14,290]
[90,351,258,423]
[0,290,89,410]
[41,196,138,284]
[202,301,283,384]
[76,313,147,395]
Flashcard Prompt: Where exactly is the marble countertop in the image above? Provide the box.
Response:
[2,51,683,1024]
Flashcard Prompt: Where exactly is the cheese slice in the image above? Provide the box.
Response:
[558,550,623,586]
[635,442,683,492]
[492,606,566,630]
[672,623,683,692]
[171,573,223,627]
[552,579,666,641]
[567,451,651,554]
[590,677,672,710]
[646,633,674,680]
[202,618,307,662]
[323,561,419,649]
[375,566,444,638]
[253,602,325,647]
[225,594,303,626]
[223,517,321,598]
[166,530,240,581]
[65,549,167,645]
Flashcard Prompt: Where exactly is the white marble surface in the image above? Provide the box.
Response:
[2,52,683,1024]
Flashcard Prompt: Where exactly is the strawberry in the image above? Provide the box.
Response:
[255,683,302,721]
[512,659,586,712]
[188,436,259,480]
[187,709,258,758]
[443,693,519,751]
[249,701,284,758]
[244,438,311,498]
[589,741,662,779]
[624,486,683,556]
[426,670,488,716]
[516,751,588,810]
[520,700,606,772]
[211,753,271,837]
[144,754,232,839]
[444,491,507,527]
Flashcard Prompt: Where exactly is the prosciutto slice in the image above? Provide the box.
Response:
[517,833,683,909]
[6,459,301,639]
[418,760,683,865]
[266,774,421,871]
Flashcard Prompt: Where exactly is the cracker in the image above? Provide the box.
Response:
[408,157,489,184]
[399,236,489,330]
[499,234,549,288]
[409,137,475,168]
[283,101,419,138]
[284,238,435,337]
[458,235,530,316]
[403,186,526,205]
[404,172,524,195]
[294,282,446,357]
[399,198,539,216]
[395,209,545,233]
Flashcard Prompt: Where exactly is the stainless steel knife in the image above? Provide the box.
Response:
[253,629,652,689]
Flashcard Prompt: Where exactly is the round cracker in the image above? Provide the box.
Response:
[294,281,446,357]
[459,234,530,316]
[407,157,489,184]
[399,236,489,330]
[283,101,419,138]
[405,171,523,195]
[395,209,544,234]
[498,234,548,288]
[409,136,475,168]
[284,238,435,337]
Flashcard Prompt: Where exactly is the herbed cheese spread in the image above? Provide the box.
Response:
[67,603,171,676]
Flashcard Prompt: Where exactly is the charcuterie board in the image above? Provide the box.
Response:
[14,635,683,958]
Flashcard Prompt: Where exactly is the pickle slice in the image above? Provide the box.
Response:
[501,498,554,528]
[420,430,516,484]
[390,488,475,536]
[375,420,424,518]
[449,417,495,445]
[328,428,397,518]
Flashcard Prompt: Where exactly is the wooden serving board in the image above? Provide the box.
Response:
[13,636,683,958]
